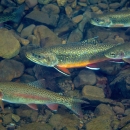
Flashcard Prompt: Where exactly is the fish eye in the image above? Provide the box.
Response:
[94,18,99,22]
[110,52,115,57]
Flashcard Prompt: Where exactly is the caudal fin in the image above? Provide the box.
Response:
[68,99,88,118]
[12,3,25,23]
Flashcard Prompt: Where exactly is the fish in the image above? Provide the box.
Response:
[0,79,87,117]
[90,10,130,27]
[25,37,118,76]
[0,4,25,23]
[104,42,130,63]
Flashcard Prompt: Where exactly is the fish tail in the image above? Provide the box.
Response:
[12,3,25,23]
[67,99,88,118]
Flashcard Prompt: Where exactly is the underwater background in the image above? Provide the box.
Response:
[0,0,130,130]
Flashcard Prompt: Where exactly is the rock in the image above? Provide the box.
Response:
[20,74,36,83]
[98,61,123,75]
[17,122,53,130]
[25,0,38,8]
[16,109,33,118]
[88,0,98,4]
[34,25,61,47]
[98,3,108,9]
[86,115,112,130]
[41,4,60,14]
[91,6,99,12]
[94,104,115,117]
[74,70,97,88]
[27,35,39,45]
[2,114,12,125]
[25,10,59,27]
[12,114,20,122]
[68,28,83,42]
[121,123,130,130]
[119,114,130,128]
[49,114,79,130]
[21,24,36,38]
[115,36,124,43]
[124,109,130,116]
[72,15,83,23]
[113,106,125,115]
[78,2,87,6]
[38,0,52,4]
[109,2,120,9]
[30,111,38,122]
[0,124,6,130]
[0,59,24,81]
[82,85,105,99]
[57,0,67,6]
[0,29,20,59]
[16,0,25,4]
[65,5,73,17]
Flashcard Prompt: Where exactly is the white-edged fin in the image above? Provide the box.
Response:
[86,66,100,70]
[54,66,71,76]
[46,103,58,111]
[27,79,45,88]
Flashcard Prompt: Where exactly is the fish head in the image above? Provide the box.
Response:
[25,49,59,67]
[90,15,112,27]
[104,48,125,59]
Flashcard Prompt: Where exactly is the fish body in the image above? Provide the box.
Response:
[0,80,87,117]
[90,10,130,27]
[26,38,117,75]
[0,4,25,23]
[104,42,130,63]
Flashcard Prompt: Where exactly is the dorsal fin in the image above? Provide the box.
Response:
[27,79,46,88]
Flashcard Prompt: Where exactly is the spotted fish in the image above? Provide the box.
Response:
[0,80,87,117]
[26,37,117,76]
[90,10,130,27]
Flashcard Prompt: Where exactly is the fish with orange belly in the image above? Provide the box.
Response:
[0,80,87,117]
[26,37,118,76]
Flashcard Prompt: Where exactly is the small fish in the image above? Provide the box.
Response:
[0,4,25,23]
[26,37,117,76]
[104,42,130,63]
[0,80,87,117]
[90,10,130,27]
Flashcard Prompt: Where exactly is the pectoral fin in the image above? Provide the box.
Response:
[123,58,130,64]
[54,66,71,76]
[27,104,38,110]
[86,64,100,70]
[0,92,4,110]
[46,103,58,111]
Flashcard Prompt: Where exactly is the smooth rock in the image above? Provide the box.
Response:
[0,124,6,130]
[0,59,24,81]
[72,15,83,23]
[121,123,130,130]
[98,3,108,9]
[113,106,125,115]
[74,70,97,88]
[0,29,20,59]
[25,10,59,27]
[67,28,83,42]
[86,115,112,130]
[17,122,53,130]
[27,35,39,45]
[65,5,73,17]
[21,24,35,38]
[88,0,98,4]
[38,0,52,4]
[41,4,60,14]
[124,108,130,116]
[25,0,38,8]
[119,114,130,128]
[12,114,20,122]
[82,85,105,99]
[16,0,25,4]
[34,25,61,47]
[2,114,12,125]
[49,114,79,130]
[91,6,99,12]
[94,104,115,116]
[57,0,67,6]
[109,2,120,9]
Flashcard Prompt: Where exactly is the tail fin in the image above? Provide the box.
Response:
[68,99,88,118]
[12,4,25,23]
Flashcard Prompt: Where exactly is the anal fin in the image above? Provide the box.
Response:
[86,64,100,70]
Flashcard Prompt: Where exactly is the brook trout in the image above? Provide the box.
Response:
[90,10,130,27]
[26,37,117,76]
[0,80,87,117]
